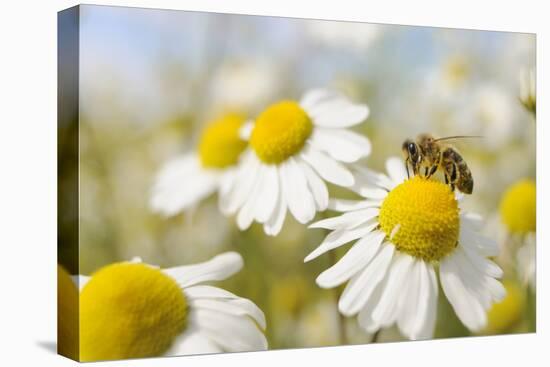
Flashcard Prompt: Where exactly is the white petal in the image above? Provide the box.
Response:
[190,298,266,330]
[150,154,219,216]
[352,164,395,191]
[237,163,279,229]
[165,327,222,356]
[461,212,483,231]
[316,231,385,288]
[280,158,316,224]
[302,91,370,128]
[440,253,487,332]
[304,222,378,262]
[299,158,329,211]
[239,120,254,140]
[338,243,395,316]
[385,157,408,184]
[461,241,503,278]
[328,198,382,212]
[357,275,386,334]
[309,128,371,163]
[236,166,265,230]
[254,165,279,223]
[299,89,342,111]
[184,285,240,300]
[396,260,420,338]
[349,182,389,200]
[309,208,379,230]
[301,145,355,187]
[220,151,261,215]
[218,168,238,212]
[190,309,267,352]
[460,224,499,257]
[397,260,434,340]
[371,253,415,327]
[415,264,438,340]
[455,248,495,308]
[164,252,243,288]
[263,174,287,236]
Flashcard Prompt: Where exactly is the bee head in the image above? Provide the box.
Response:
[402,139,419,163]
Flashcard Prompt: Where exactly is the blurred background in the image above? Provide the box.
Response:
[58,5,536,348]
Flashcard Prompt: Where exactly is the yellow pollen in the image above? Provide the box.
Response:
[379,176,460,262]
[80,263,187,362]
[250,101,313,164]
[485,280,524,334]
[198,113,247,168]
[500,179,536,234]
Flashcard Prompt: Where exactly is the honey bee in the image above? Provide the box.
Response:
[402,134,479,194]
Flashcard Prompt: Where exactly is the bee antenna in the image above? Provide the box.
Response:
[434,135,484,142]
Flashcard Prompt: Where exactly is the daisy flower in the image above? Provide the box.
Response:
[150,113,248,216]
[500,179,536,288]
[77,252,267,361]
[305,157,505,340]
[222,89,371,235]
[209,61,279,111]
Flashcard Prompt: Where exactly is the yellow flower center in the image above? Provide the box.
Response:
[80,263,187,362]
[379,176,460,262]
[198,113,247,168]
[485,280,524,334]
[250,101,313,164]
[58,265,79,360]
[500,179,536,234]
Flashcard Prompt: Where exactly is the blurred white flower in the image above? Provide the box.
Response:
[519,67,536,116]
[306,20,381,50]
[223,89,371,236]
[458,84,518,149]
[305,158,505,339]
[150,113,248,216]
[209,61,279,111]
[78,252,267,361]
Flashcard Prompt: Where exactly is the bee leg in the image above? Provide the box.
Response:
[405,158,410,179]
[444,172,449,185]
[424,167,429,177]
[426,165,438,179]
[451,183,455,191]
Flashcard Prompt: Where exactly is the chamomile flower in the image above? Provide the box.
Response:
[78,252,267,361]
[484,280,525,334]
[305,157,505,340]
[151,113,247,216]
[222,89,371,235]
[500,179,536,288]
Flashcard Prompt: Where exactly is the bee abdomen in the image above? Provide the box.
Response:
[442,147,473,194]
